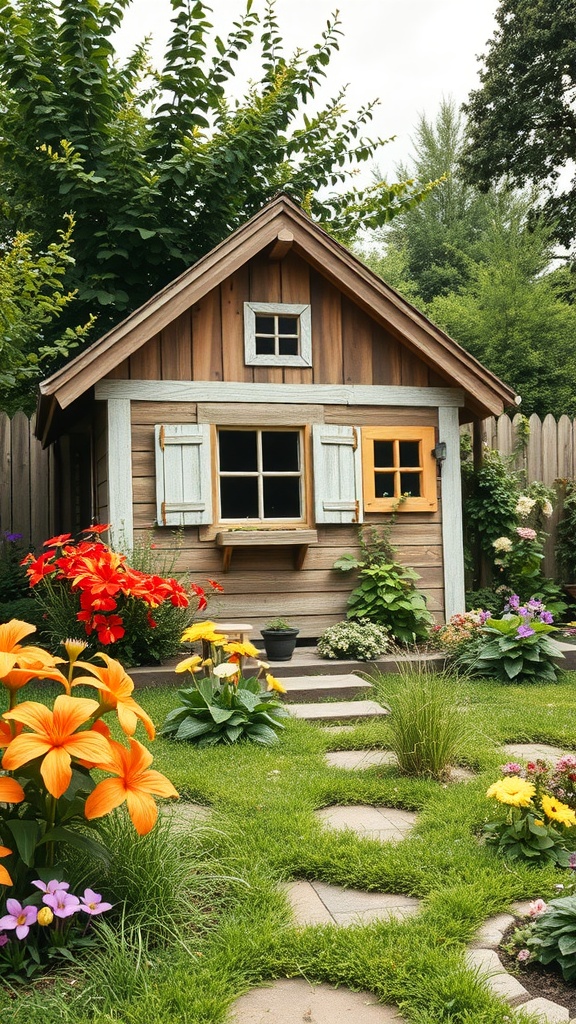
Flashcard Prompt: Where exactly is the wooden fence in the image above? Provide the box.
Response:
[1,411,575,568]
[0,411,56,551]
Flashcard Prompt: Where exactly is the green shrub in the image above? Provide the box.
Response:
[317,618,388,661]
[456,597,564,683]
[0,532,30,601]
[0,597,43,628]
[375,663,469,780]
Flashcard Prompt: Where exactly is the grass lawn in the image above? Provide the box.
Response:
[2,671,576,1023]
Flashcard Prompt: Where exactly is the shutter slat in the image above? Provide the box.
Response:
[155,424,212,526]
[312,424,362,524]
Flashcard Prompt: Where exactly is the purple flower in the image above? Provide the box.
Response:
[43,890,80,919]
[507,594,520,611]
[79,889,113,915]
[517,625,535,638]
[32,878,70,895]
[539,611,554,624]
[0,900,38,939]
[0,933,8,948]
[570,852,576,870]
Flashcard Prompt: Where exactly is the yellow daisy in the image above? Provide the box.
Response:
[541,794,576,827]
[266,673,287,695]
[486,776,535,807]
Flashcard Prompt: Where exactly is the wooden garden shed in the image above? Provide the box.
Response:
[35,194,517,638]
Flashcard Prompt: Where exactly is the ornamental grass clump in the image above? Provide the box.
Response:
[375,663,469,780]
[0,618,179,978]
[456,596,564,683]
[317,618,389,661]
[160,621,290,747]
[23,526,222,666]
[484,758,576,866]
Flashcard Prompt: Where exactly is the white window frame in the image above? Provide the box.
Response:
[243,302,312,367]
[216,426,306,525]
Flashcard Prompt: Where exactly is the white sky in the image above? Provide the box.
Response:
[115,0,499,177]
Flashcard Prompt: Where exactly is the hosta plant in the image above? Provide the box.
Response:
[527,895,576,981]
[317,618,388,661]
[160,622,289,747]
[334,555,433,644]
[456,596,564,683]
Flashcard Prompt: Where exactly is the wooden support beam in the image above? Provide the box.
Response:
[215,529,317,571]
[268,229,294,261]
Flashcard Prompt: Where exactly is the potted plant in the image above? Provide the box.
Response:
[260,618,300,662]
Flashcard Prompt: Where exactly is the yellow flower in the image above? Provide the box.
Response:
[37,907,54,926]
[534,819,545,827]
[266,673,287,695]
[175,655,203,674]
[223,640,260,659]
[541,794,576,827]
[180,622,226,645]
[486,776,535,807]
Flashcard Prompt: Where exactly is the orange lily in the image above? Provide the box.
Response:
[72,654,155,740]
[0,619,57,678]
[2,695,112,798]
[84,738,178,835]
[0,777,25,804]
[0,666,74,696]
[0,845,13,886]
[0,719,22,749]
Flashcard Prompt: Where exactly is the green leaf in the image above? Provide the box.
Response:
[5,819,42,866]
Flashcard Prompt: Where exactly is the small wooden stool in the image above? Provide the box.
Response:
[202,623,255,665]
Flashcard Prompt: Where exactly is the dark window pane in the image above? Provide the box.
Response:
[373,440,394,468]
[263,477,301,518]
[262,431,299,471]
[400,471,422,496]
[255,315,275,334]
[399,440,421,467]
[220,477,259,518]
[278,337,298,356]
[255,336,275,355]
[278,316,298,335]
[219,431,257,472]
[374,472,395,498]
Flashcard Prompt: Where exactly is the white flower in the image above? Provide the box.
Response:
[516,495,536,517]
[493,536,513,553]
[541,499,553,518]
[213,662,239,679]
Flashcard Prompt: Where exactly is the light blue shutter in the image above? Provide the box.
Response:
[312,424,363,524]
[154,423,212,526]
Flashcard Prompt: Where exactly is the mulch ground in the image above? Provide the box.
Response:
[499,922,576,1016]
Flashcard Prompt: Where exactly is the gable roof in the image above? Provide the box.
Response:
[36,193,517,443]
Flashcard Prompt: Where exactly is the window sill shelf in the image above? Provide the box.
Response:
[215,529,318,572]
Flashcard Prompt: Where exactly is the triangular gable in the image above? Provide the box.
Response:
[36,194,517,443]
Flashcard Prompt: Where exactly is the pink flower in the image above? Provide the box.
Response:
[556,756,576,772]
[43,890,80,918]
[528,899,548,917]
[516,527,537,541]
[0,933,8,948]
[0,899,38,939]
[32,878,70,895]
[517,949,531,962]
[500,762,524,775]
[79,889,113,915]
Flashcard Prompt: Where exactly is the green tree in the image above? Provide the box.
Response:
[0,0,436,341]
[0,217,93,413]
[461,0,576,250]
[363,100,576,418]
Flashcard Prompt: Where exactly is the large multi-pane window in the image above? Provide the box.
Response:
[217,428,304,521]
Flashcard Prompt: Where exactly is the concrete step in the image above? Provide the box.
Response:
[279,673,373,704]
[289,700,388,722]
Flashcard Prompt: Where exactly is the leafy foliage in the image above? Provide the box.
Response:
[456,603,564,684]
[0,218,93,412]
[0,532,29,601]
[0,0,436,369]
[160,674,288,748]
[556,481,576,582]
[528,896,576,980]
[461,0,576,250]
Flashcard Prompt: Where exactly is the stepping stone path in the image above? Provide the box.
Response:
[325,750,396,770]
[283,879,420,926]
[315,804,417,844]
[504,742,571,762]
[229,977,406,1023]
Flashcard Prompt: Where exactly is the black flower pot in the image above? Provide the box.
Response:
[260,628,300,662]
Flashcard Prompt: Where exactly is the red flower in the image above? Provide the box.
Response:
[146,612,157,629]
[93,615,125,645]
[81,524,110,535]
[79,590,117,613]
[25,553,57,586]
[207,579,224,592]
[42,533,72,548]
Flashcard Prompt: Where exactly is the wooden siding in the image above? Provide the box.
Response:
[109,253,447,391]
[130,400,444,637]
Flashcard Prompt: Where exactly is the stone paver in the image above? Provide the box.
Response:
[315,804,417,843]
[289,700,388,722]
[325,750,396,770]
[465,948,530,1005]
[282,879,420,928]
[518,999,570,1023]
[504,743,570,762]
[469,913,515,949]
[228,977,406,1023]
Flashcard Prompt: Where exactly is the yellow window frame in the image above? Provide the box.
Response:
[361,426,438,512]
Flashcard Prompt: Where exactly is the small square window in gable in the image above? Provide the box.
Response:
[244,302,312,367]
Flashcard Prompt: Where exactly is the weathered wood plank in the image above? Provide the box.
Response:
[11,412,31,548]
[250,254,283,385]
[29,414,50,547]
[281,252,312,385]
[323,405,437,426]
[527,412,543,482]
[342,296,373,385]
[0,412,11,534]
[371,323,402,386]
[542,413,559,487]
[221,265,251,383]
[131,403,198,427]
[557,415,574,480]
[130,335,161,380]
[401,345,429,386]
[192,287,223,380]
[196,403,324,425]
[160,312,193,380]
[310,270,343,384]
